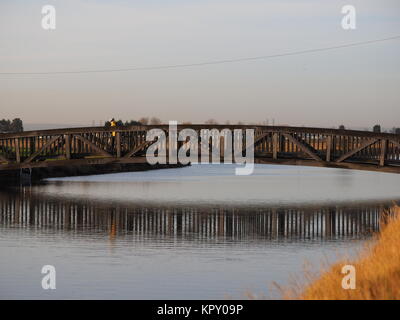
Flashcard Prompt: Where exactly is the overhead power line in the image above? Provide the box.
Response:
[1,35,399,75]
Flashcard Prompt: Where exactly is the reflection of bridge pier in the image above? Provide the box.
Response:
[0,191,396,241]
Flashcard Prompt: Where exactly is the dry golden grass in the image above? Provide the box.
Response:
[286,206,400,300]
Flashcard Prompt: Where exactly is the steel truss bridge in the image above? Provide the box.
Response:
[0,125,400,174]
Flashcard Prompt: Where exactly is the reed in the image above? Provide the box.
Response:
[290,205,400,300]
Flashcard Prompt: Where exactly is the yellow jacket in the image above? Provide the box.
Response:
[111,120,117,137]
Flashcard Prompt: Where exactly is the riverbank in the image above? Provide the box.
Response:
[292,205,400,300]
[0,162,188,185]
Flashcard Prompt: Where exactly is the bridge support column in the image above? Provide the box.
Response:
[380,139,387,166]
[116,132,121,158]
[326,136,332,162]
[65,134,71,160]
[15,138,21,163]
[29,137,35,155]
[273,133,278,159]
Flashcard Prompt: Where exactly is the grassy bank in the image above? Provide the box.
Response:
[290,206,400,300]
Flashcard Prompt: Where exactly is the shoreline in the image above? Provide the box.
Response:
[291,205,400,300]
[0,162,189,185]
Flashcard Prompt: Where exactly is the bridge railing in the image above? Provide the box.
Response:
[252,129,400,165]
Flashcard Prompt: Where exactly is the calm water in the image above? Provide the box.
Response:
[0,164,399,299]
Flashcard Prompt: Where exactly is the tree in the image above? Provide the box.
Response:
[124,120,141,126]
[373,124,381,133]
[138,117,149,125]
[149,117,162,125]
[339,125,346,130]
[0,118,23,132]
[390,127,400,135]
[205,119,218,125]
[0,119,11,132]
[104,119,123,127]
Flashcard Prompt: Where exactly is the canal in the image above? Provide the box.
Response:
[0,164,399,299]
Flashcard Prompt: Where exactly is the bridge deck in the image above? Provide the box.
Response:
[0,125,400,174]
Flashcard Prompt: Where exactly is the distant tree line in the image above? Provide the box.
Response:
[338,124,400,134]
[391,127,400,135]
[0,118,23,133]
[102,119,400,134]
[104,118,249,127]
[373,124,400,134]
[104,117,162,127]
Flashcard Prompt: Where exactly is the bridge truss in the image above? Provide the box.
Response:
[0,125,400,174]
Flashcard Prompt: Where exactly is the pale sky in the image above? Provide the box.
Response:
[0,0,399,129]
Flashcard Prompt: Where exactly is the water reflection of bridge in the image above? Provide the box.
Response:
[0,191,396,240]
